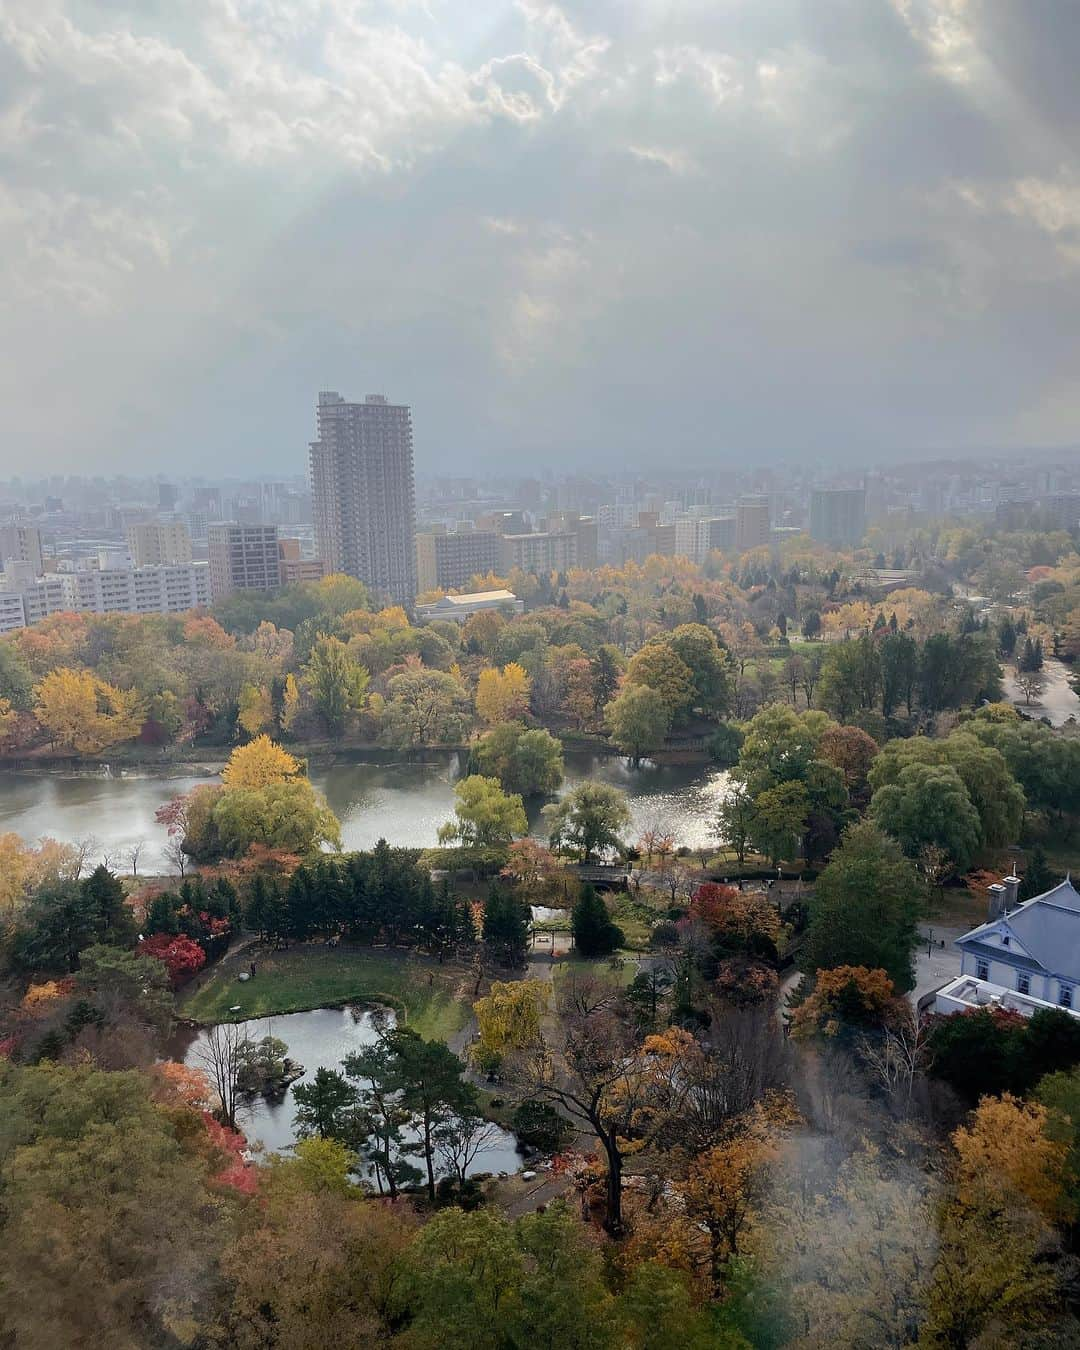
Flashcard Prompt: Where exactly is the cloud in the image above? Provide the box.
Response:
[2,0,1080,473]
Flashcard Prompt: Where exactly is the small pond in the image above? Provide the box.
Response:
[175,1005,522,1178]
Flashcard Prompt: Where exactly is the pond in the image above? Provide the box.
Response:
[173,1005,522,1178]
[0,751,730,869]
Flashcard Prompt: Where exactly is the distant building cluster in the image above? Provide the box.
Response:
[2,402,1078,630]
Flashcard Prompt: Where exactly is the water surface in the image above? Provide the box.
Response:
[0,751,730,867]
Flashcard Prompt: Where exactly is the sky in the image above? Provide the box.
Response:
[2,0,1080,477]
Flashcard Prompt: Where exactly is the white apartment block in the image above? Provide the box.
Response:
[0,563,209,630]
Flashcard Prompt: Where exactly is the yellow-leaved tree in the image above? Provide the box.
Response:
[953,1092,1073,1224]
[475,662,531,725]
[34,668,144,753]
[221,735,301,789]
[236,684,274,739]
[0,696,18,747]
[281,673,301,733]
[471,979,548,1072]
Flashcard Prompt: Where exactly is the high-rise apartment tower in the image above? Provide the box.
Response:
[310,391,417,605]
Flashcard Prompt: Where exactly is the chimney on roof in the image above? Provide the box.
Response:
[987,882,1006,921]
[1003,874,1020,912]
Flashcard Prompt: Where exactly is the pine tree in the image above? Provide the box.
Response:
[482,883,529,968]
[571,884,624,958]
[81,864,136,946]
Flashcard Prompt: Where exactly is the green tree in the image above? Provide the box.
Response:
[869,762,982,871]
[437,775,527,848]
[0,1061,222,1347]
[473,722,564,796]
[716,783,757,868]
[208,780,341,859]
[482,883,530,968]
[604,684,672,765]
[751,780,809,865]
[73,944,173,1032]
[572,885,624,957]
[386,1027,475,1204]
[802,820,924,991]
[664,623,734,716]
[292,1067,360,1141]
[381,669,472,747]
[81,864,136,947]
[544,782,632,861]
[302,635,370,734]
[14,881,100,974]
[343,1038,424,1198]
[624,643,696,723]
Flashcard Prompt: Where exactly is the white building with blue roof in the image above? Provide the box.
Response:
[934,873,1080,1020]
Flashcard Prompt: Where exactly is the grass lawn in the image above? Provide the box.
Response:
[180,943,474,1043]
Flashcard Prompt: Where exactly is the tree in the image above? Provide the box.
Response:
[1020,844,1057,901]
[475,662,531,725]
[472,979,548,1072]
[381,669,471,747]
[204,780,341,859]
[221,735,301,789]
[303,635,370,734]
[868,731,1025,852]
[870,762,982,871]
[678,1101,794,1277]
[716,783,757,867]
[137,932,206,987]
[81,863,137,946]
[0,1061,223,1348]
[293,1067,360,1140]
[801,821,923,991]
[801,609,822,639]
[604,685,672,765]
[473,722,564,796]
[342,1037,424,1198]
[790,965,897,1039]
[34,668,144,753]
[544,782,631,861]
[14,881,99,973]
[1015,667,1047,706]
[385,1027,476,1204]
[572,885,624,957]
[482,884,530,968]
[953,1092,1072,1224]
[625,643,696,724]
[197,1022,251,1129]
[750,780,809,865]
[236,682,274,739]
[664,623,734,716]
[437,775,528,848]
[818,724,878,793]
[74,944,173,1032]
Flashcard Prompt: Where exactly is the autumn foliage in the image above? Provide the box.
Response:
[791,965,896,1038]
[138,933,206,987]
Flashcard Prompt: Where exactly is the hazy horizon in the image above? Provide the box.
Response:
[3,1,1080,476]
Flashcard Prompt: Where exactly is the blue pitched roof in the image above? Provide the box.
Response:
[957,877,1080,979]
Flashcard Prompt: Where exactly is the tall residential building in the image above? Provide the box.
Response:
[674,515,736,564]
[125,521,193,568]
[0,563,208,628]
[310,391,417,606]
[735,496,771,554]
[498,531,577,575]
[0,524,44,576]
[416,530,501,593]
[545,512,598,568]
[208,523,281,599]
[810,487,867,547]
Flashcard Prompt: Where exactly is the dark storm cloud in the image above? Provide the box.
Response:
[1,0,1079,475]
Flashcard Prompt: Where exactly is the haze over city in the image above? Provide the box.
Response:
[4,0,1080,474]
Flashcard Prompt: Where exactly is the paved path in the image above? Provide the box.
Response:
[911,923,965,1004]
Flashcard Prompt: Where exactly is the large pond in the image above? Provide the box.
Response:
[173,1005,521,1177]
[0,751,730,870]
